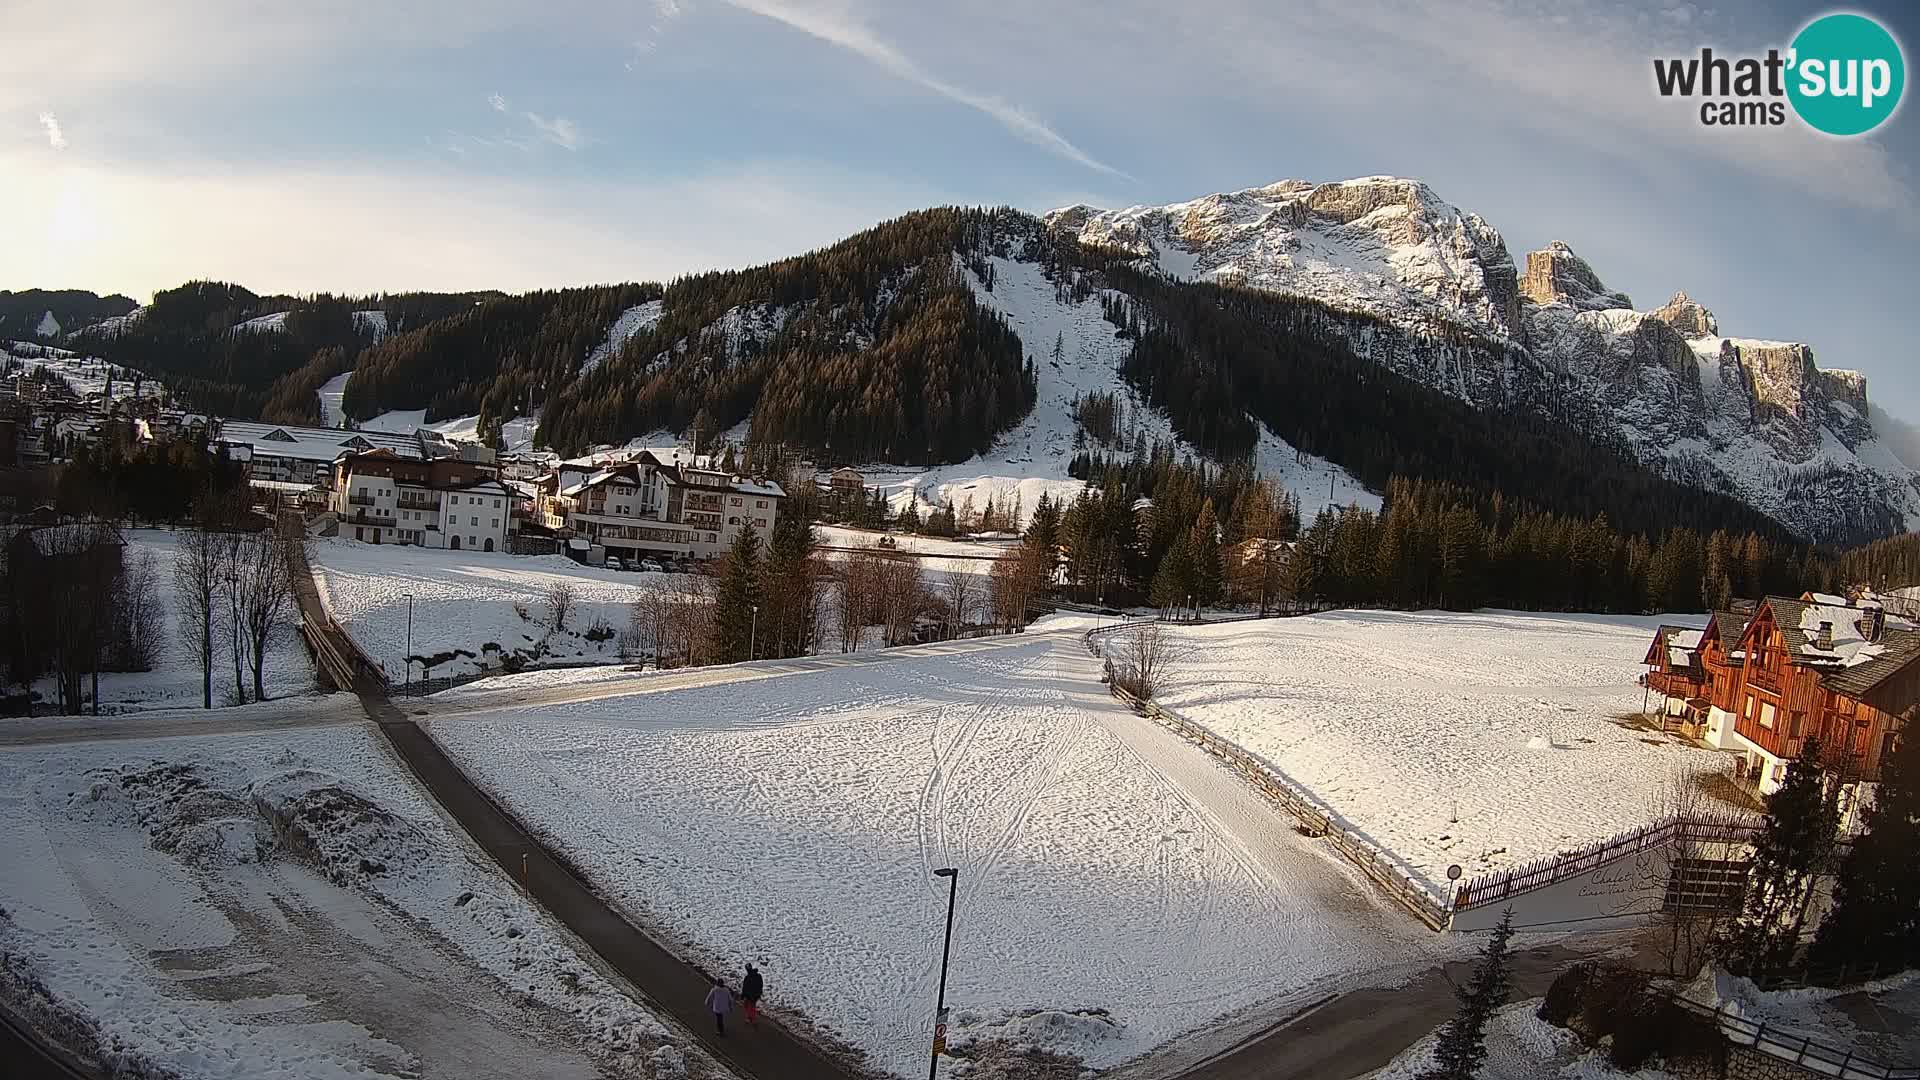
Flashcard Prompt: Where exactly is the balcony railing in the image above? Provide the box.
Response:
[350,509,395,525]
[348,493,376,506]
[397,496,441,511]
[1747,669,1782,693]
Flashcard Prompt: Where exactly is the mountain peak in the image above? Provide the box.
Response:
[1519,241,1631,311]
[1650,291,1719,338]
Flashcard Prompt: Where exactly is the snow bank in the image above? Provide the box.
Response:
[1366,998,1675,1080]
[0,728,716,1078]
[1153,610,1719,890]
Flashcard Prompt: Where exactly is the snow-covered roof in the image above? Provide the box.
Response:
[1796,602,1884,668]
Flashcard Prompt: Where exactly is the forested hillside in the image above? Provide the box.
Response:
[0,289,137,337]
[71,282,495,422]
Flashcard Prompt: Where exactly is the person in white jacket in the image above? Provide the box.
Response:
[703,976,734,1036]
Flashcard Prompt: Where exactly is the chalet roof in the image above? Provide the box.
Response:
[1821,626,1920,699]
[1645,623,1706,669]
[1709,611,1749,663]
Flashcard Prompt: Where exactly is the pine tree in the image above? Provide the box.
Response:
[759,515,819,660]
[1151,532,1194,612]
[1811,719,1920,977]
[1720,738,1840,977]
[1420,909,1515,1080]
[1187,499,1223,608]
[710,524,764,662]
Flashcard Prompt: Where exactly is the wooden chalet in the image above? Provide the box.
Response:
[1647,593,1918,798]
[1643,624,1708,714]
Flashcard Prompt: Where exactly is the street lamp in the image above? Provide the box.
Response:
[403,592,414,684]
[750,602,759,661]
[929,867,959,1080]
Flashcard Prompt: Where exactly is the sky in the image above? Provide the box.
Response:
[5,0,1918,413]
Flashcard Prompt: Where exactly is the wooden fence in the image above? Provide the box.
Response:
[1083,621,1456,931]
[1452,815,1766,912]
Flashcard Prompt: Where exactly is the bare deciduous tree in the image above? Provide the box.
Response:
[173,526,224,710]
[941,571,978,639]
[1111,621,1187,700]
[546,580,577,632]
[114,548,166,672]
[234,531,298,703]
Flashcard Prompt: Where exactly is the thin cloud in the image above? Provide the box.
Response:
[488,92,508,112]
[525,112,583,150]
[724,0,1128,179]
[38,112,68,150]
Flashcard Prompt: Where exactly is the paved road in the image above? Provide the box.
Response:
[0,1001,97,1080]
[1162,942,1609,1080]
[0,694,364,747]
[364,693,854,1080]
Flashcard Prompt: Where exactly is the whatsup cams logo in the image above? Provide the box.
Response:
[1653,11,1906,135]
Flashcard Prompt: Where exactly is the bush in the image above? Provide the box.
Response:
[1537,962,1595,1027]
[584,617,615,643]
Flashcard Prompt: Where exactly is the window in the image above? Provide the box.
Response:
[468,536,477,548]
[471,516,479,526]
[731,497,743,506]
[490,518,499,528]
[756,499,767,508]
[1759,702,1776,729]
[1788,711,1804,737]
[493,499,501,508]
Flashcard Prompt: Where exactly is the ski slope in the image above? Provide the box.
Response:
[1150,611,1719,891]
[426,633,1449,1076]
[852,256,1377,528]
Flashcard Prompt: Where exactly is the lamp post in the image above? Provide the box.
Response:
[929,867,959,1080]
[750,602,759,661]
[403,592,414,684]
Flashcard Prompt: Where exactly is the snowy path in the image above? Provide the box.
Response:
[427,634,1450,1076]
[0,694,365,746]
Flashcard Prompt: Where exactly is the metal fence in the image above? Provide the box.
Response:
[1669,992,1918,1080]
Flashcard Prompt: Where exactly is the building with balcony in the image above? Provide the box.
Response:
[330,449,514,552]
[1645,593,1919,801]
[534,450,784,562]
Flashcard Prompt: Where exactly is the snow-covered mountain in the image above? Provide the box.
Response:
[1048,177,1920,541]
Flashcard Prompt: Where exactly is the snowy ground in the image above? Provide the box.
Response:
[0,727,716,1080]
[32,530,318,713]
[308,540,687,679]
[3,344,165,403]
[1150,611,1721,892]
[815,525,1017,581]
[1365,999,1677,1080]
[315,371,351,428]
[1706,969,1920,1066]
[426,632,1453,1077]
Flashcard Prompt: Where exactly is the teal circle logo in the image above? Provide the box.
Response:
[1787,13,1905,136]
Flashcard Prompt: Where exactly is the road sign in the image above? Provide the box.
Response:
[1446,864,1463,881]
[932,1006,950,1054]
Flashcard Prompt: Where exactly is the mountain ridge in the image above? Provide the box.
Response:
[1048,175,1920,542]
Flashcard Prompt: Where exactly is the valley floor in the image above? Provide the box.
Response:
[425,630,1460,1076]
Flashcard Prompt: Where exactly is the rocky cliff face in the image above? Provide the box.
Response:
[1048,177,1920,542]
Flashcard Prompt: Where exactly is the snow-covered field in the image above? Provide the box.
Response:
[427,633,1451,1076]
[33,530,317,712]
[1151,611,1717,891]
[309,540,683,678]
[0,727,714,1079]
[815,524,1017,580]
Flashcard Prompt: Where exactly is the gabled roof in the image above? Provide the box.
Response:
[1821,627,1920,699]
[1645,623,1706,669]
[1704,610,1749,664]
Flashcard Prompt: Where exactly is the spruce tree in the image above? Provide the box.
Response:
[1420,909,1515,1080]
[1187,499,1223,608]
[1720,738,1839,977]
[760,516,818,660]
[711,524,764,663]
[1811,721,1920,977]
[1151,532,1194,613]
